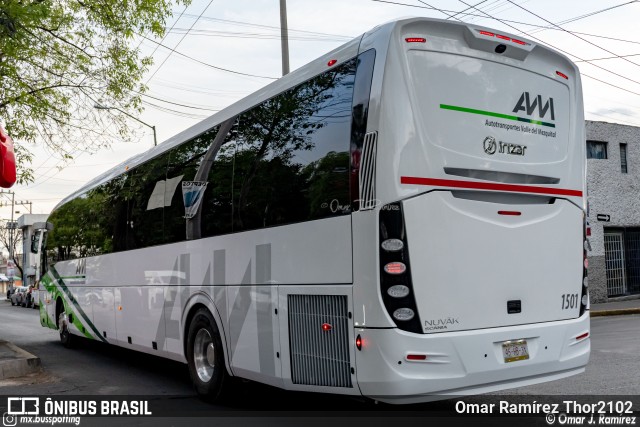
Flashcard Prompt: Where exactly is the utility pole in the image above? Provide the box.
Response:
[0,189,16,291]
[279,0,290,76]
[16,200,32,214]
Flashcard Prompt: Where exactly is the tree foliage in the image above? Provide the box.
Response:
[0,0,189,182]
[0,220,23,277]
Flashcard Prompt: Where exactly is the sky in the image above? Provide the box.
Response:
[4,0,640,219]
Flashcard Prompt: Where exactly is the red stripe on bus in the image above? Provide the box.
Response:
[400,176,583,197]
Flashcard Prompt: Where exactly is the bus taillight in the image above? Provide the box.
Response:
[379,202,422,333]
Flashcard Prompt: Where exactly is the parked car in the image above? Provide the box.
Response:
[30,282,40,309]
[10,286,28,306]
[6,287,15,300]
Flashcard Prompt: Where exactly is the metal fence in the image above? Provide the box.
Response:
[604,232,626,296]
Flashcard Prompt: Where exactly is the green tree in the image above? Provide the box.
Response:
[0,0,189,182]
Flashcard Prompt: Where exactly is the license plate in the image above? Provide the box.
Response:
[502,339,529,363]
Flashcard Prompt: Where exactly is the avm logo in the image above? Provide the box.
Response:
[512,92,555,120]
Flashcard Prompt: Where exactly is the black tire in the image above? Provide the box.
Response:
[10,299,14,306]
[57,301,74,348]
[186,308,230,402]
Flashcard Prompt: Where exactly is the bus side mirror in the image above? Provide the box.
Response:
[0,125,16,188]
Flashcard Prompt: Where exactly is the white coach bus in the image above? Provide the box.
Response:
[36,17,589,403]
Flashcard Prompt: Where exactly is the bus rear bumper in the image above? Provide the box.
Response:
[355,312,590,404]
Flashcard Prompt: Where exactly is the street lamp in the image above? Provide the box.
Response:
[94,104,157,146]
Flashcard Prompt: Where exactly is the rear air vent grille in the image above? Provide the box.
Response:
[288,294,352,388]
[359,131,378,210]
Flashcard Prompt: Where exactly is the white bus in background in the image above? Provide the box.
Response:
[37,17,589,403]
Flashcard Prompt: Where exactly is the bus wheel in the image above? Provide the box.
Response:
[58,310,74,348]
[186,308,229,401]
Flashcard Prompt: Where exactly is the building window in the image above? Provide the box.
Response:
[587,140,608,159]
[620,143,628,173]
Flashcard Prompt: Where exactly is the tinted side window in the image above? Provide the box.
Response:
[164,125,237,243]
[47,177,122,260]
[232,58,356,232]
[127,153,170,250]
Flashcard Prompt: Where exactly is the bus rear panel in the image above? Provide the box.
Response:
[353,18,588,403]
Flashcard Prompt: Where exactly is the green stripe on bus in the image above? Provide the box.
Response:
[440,104,556,128]
[49,266,107,343]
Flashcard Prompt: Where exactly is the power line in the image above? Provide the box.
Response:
[448,0,490,21]
[139,34,277,80]
[505,0,640,68]
[452,0,640,89]
[145,0,215,84]
[178,14,354,39]
[139,92,221,111]
[576,53,640,63]
[527,0,638,35]
[416,0,464,21]
[146,4,191,62]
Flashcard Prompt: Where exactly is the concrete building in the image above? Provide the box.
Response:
[18,214,49,287]
[586,120,640,303]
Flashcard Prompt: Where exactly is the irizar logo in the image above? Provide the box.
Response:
[513,92,555,120]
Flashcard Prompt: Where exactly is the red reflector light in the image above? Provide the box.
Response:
[327,59,337,67]
[384,262,406,275]
[556,71,569,80]
[586,227,591,237]
[322,323,332,331]
[498,211,522,216]
[584,258,589,269]
[356,334,362,350]
[406,354,427,361]
[477,29,529,46]
[405,37,426,43]
[576,332,589,341]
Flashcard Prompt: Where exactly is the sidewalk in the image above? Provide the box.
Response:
[590,296,640,317]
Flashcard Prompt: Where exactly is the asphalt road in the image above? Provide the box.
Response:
[0,301,638,413]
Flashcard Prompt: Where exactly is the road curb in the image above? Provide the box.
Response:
[590,308,640,317]
[0,340,41,380]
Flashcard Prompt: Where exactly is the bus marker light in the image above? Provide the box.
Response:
[556,71,569,80]
[118,306,122,311]
[356,335,362,350]
[584,258,588,269]
[576,332,589,341]
[327,59,337,67]
[498,211,521,216]
[322,323,332,331]
[381,238,404,252]
[405,37,426,43]
[581,295,588,305]
[583,277,588,288]
[393,308,415,321]
[387,285,410,298]
[406,354,427,361]
[479,31,494,37]
[384,262,406,275]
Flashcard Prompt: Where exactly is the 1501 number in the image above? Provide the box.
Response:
[561,293,579,310]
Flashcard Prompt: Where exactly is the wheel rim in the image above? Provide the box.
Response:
[193,328,215,383]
